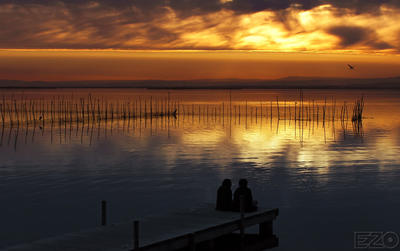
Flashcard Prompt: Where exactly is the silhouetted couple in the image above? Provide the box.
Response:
[216,179,257,212]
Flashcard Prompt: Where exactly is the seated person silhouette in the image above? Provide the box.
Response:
[216,179,232,211]
[233,179,258,212]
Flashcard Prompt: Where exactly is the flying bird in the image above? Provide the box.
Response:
[347,64,355,70]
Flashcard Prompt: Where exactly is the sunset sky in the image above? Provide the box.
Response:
[1,0,399,81]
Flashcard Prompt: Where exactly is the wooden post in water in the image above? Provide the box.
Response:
[101,200,107,226]
[259,221,273,238]
[133,220,139,250]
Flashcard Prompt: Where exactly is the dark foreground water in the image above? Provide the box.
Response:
[0,89,400,250]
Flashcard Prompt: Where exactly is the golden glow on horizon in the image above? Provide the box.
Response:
[0,49,399,81]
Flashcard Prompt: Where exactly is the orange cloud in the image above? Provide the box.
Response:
[0,2,399,53]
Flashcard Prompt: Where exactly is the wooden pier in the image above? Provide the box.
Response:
[3,204,279,251]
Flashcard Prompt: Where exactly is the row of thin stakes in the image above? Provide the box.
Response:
[0,93,365,127]
[0,94,179,126]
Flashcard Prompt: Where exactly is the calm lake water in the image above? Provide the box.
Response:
[1,89,400,250]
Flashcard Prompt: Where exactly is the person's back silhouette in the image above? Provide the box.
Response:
[233,179,257,212]
[216,179,232,211]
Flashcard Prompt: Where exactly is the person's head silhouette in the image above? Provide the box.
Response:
[239,179,248,188]
[222,179,232,188]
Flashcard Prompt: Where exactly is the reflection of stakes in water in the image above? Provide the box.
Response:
[7,126,12,146]
[299,90,303,121]
[181,102,185,119]
[41,115,45,136]
[0,124,4,146]
[352,120,364,137]
[68,119,72,142]
[24,102,29,126]
[127,109,131,133]
[282,100,285,120]
[97,120,101,140]
[14,100,20,126]
[64,115,67,143]
[198,104,200,123]
[30,124,35,144]
[167,110,170,139]
[308,111,311,139]
[76,118,79,137]
[50,121,54,144]
[229,91,232,120]
[243,103,247,129]
[233,105,236,125]
[238,105,241,125]
[24,125,29,145]
[14,125,19,152]
[312,102,315,135]
[2,106,350,146]
[332,97,336,122]
[0,93,365,143]
[352,96,364,122]
[276,97,280,121]
[255,106,257,124]
[174,102,177,128]
[207,104,209,124]
[0,103,4,125]
[300,97,304,143]
[7,103,13,127]
[192,104,194,123]
[276,117,279,135]
[245,101,248,129]
[89,123,94,146]
[222,102,225,126]
[312,100,314,122]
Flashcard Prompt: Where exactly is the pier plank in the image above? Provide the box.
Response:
[3,204,278,251]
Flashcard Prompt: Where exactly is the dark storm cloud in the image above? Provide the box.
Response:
[327,26,368,47]
[327,26,393,49]
[131,0,400,14]
[3,0,400,14]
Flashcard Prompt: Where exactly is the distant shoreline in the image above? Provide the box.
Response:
[0,76,399,89]
[1,87,400,90]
